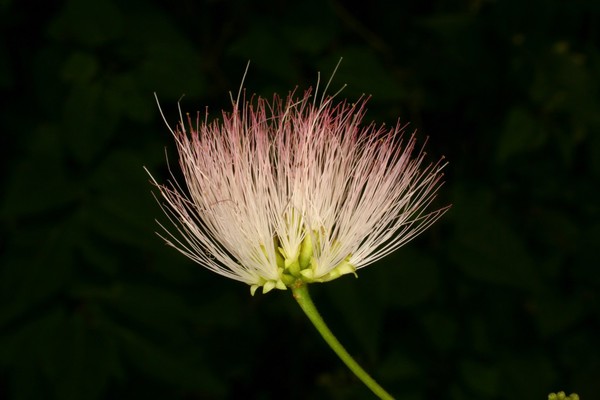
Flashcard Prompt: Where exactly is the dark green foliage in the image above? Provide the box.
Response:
[1,0,598,398]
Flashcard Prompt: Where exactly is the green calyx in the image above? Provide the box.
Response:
[250,230,357,295]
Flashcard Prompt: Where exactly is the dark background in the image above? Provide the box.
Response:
[1,0,599,399]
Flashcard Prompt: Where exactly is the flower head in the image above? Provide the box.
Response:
[148,87,448,295]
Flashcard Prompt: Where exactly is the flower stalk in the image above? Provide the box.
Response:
[292,282,395,400]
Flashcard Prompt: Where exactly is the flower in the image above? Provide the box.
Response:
[148,88,448,295]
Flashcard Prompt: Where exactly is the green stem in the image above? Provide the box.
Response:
[292,283,395,400]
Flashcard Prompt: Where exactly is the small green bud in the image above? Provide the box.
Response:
[334,259,358,278]
[263,280,277,294]
[286,259,301,276]
[262,279,286,294]
[300,268,315,279]
[299,233,313,269]
[548,392,580,400]
[274,239,285,269]
[280,272,296,285]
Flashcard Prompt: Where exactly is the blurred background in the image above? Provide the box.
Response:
[1,0,599,399]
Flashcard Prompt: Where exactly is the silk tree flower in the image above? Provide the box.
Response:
[148,90,447,295]
[147,76,448,399]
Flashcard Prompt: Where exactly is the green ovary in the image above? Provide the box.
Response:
[250,229,357,295]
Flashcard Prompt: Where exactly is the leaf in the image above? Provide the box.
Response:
[448,186,537,289]
[48,313,107,400]
[104,73,153,123]
[63,81,119,164]
[533,289,586,337]
[61,52,98,84]
[283,24,336,55]
[322,47,406,102]
[382,248,440,307]
[227,21,299,84]
[0,124,77,219]
[459,359,500,397]
[378,348,421,381]
[113,324,227,395]
[420,312,458,352]
[47,0,124,46]
[0,219,75,326]
[326,277,384,360]
[124,13,206,99]
[499,354,558,399]
[84,150,157,248]
[496,106,545,163]
[103,282,192,338]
